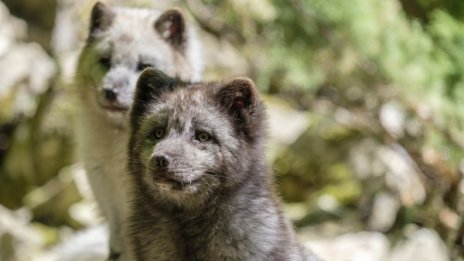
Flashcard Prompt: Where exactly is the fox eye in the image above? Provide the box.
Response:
[154,128,165,139]
[196,132,211,142]
[99,56,111,69]
[137,62,153,71]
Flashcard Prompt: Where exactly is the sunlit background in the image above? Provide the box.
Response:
[0,0,463,260]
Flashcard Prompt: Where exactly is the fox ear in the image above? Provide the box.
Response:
[217,78,259,126]
[133,68,176,106]
[88,2,115,38]
[154,8,186,49]
[131,68,179,126]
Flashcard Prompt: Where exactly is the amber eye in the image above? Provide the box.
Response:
[197,132,210,142]
[154,128,165,139]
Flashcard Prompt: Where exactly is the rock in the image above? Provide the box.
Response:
[305,232,390,261]
[266,98,310,145]
[0,2,55,122]
[349,139,426,210]
[301,227,450,261]
[379,102,405,139]
[389,228,449,261]
[265,97,310,162]
[0,205,44,261]
[349,138,387,180]
[40,225,108,261]
[378,144,426,207]
[368,192,400,232]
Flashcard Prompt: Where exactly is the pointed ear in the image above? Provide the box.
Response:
[217,78,259,127]
[88,2,115,38]
[131,68,179,127]
[154,8,187,49]
[134,68,176,106]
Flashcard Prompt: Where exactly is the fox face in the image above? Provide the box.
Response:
[129,69,265,210]
[76,2,201,120]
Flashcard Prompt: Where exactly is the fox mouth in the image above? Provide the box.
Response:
[96,98,129,112]
[153,174,200,191]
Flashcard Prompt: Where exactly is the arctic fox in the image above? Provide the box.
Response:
[74,2,202,259]
[126,68,320,261]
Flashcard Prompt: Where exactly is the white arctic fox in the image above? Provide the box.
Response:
[74,2,202,259]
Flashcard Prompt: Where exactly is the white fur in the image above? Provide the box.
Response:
[74,5,202,260]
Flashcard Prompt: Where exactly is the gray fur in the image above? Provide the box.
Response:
[74,2,202,259]
[127,69,320,261]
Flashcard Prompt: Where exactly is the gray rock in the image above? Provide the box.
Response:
[0,1,56,121]
[389,228,449,261]
[40,225,108,261]
[350,140,426,207]
[379,102,405,139]
[305,232,390,261]
[368,192,400,232]
[378,144,426,207]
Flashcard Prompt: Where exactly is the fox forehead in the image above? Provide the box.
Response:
[145,89,218,128]
[145,86,210,113]
[92,8,171,60]
[138,87,237,143]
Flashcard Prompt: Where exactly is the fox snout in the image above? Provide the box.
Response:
[100,79,129,102]
[153,154,170,169]
[97,85,130,111]
[101,77,130,101]
[147,152,203,192]
[102,88,118,102]
[97,68,136,111]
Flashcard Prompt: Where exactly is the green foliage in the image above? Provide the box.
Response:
[201,1,464,252]
[1,0,464,257]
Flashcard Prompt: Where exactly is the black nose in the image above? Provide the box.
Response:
[103,88,117,102]
[154,155,170,169]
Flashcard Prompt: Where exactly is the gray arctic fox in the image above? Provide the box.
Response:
[126,68,320,261]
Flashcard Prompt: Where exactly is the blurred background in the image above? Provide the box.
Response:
[0,0,463,260]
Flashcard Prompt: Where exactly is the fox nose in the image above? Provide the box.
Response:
[103,88,117,102]
[154,155,170,169]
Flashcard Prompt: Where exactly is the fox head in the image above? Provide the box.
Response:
[128,68,266,210]
[76,2,201,123]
